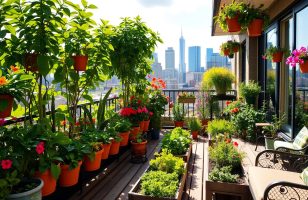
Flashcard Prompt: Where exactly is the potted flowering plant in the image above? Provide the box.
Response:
[286,46,308,73]
[243,4,269,37]
[265,45,289,63]
[187,117,202,140]
[172,103,186,128]
[220,40,240,58]
[114,116,132,147]
[0,67,33,118]
[178,92,196,103]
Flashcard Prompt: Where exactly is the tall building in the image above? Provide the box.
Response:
[206,48,231,70]
[151,52,163,79]
[165,47,175,69]
[179,30,186,84]
[188,46,201,72]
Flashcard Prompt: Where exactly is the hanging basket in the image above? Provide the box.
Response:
[300,60,308,73]
[72,55,88,71]
[271,52,283,63]
[233,46,239,53]
[223,49,230,56]
[24,53,39,72]
[247,19,264,37]
[226,16,241,32]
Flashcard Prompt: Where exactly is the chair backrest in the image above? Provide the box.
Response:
[293,126,308,150]
[301,167,308,185]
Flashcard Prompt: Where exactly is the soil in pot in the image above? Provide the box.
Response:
[131,140,147,156]
[109,139,121,155]
[247,19,263,37]
[59,161,82,187]
[84,149,104,171]
[72,55,88,71]
[119,131,130,146]
[226,16,241,32]
[0,94,14,118]
[34,169,56,197]
[101,143,111,160]
[8,178,43,200]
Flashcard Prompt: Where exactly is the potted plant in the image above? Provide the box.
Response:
[177,92,196,103]
[265,45,289,63]
[107,127,122,156]
[98,131,112,160]
[172,103,186,127]
[0,68,33,118]
[187,117,202,140]
[286,46,308,73]
[239,81,261,106]
[263,114,286,149]
[207,119,235,141]
[131,133,147,157]
[114,116,132,147]
[243,4,269,37]
[119,106,140,140]
[202,67,235,95]
[219,40,240,57]
[214,1,246,32]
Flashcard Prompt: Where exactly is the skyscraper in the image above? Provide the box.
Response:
[206,48,231,70]
[179,30,186,84]
[188,46,201,72]
[165,47,175,69]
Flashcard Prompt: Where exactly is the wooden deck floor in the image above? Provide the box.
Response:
[66,133,265,200]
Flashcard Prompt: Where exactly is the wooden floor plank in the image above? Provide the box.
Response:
[203,138,209,200]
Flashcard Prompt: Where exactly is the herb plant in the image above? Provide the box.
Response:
[172,103,185,121]
[161,127,191,155]
[187,117,202,131]
[209,166,238,183]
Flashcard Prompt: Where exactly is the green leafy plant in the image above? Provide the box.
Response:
[172,103,185,121]
[264,45,290,60]
[209,166,239,183]
[242,3,270,29]
[207,119,235,139]
[209,140,243,170]
[161,127,191,155]
[114,117,132,133]
[187,117,202,131]
[149,150,185,176]
[220,40,240,56]
[202,67,235,95]
[263,114,286,138]
[140,171,178,198]
[239,81,261,105]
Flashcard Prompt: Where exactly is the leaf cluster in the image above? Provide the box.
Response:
[265,45,290,59]
[161,127,191,155]
[172,103,186,121]
[209,166,238,183]
[239,81,261,99]
[207,119,235,138]
[187,117,202,131]
[202,67,235,91]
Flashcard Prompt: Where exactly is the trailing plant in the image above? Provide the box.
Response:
[209,166,238,183]
[207,119,235,139]
[161,127,191,155]
[140,171,178,198]
[172,103,185,121]
[149,150,185,176]
[286,46,308,67]
[187,117,202,131]
[264,45,289,60]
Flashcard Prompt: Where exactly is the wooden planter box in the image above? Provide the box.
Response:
[178,97,195,103]
[128,166,187,200]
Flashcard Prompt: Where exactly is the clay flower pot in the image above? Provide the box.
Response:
[131,140,147,156]
[130,126,140,140]
[223,49,230,56]
[143,120,150,132]
[139,121,145,132]
[119,131,130,146]
[34,169,57,196]
[59,161,82,187]
[233,46,239,53]
[174,121,184,128]
[72,55,88,71]
[272,52,283,63]
[226,16,241,32]
[83,149,104,171]
[191,131,198,140]
[109,139,121,155]
[0,94,14,118]
[300,60,308,73]
[247,19,264,37]
[24,53,39,72]
[101,143,111,160]
[202,119,209,126]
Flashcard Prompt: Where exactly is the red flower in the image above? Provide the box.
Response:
[130,96,135,101]
[60,120,66,126]
[149,112,153,116]
[226,138,231,143]
[233,141,239,147]
[231,108,239,113]
[169,102,174,108]
[0,118,5,126]
[1,159,12,170]
[36,142,45,154]
[75,121,81,126]
[226,101,231,106]
[137,100,141,105]
[92,118,96,124]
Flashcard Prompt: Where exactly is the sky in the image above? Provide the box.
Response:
[72,0,228,70]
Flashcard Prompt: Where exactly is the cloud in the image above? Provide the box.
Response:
[137,0,173,7]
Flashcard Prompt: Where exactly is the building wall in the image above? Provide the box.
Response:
[165,47,175,69]
[188,46,201,72]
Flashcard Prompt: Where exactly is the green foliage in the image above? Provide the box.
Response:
[149,150,185,176]
[220,40,240,56]
[114,117,132,133]
[294,100,308,133]
[172,103,185,121]
[263,114,286,137]
[207,119,235,138]
[140,171,178,198]
[242,3,270,29]
[265,45,290,60]
[209,141,243,170]
[209,166,238,183]
[148,92,168,129]
[187,117,202,131]
[239,81,261,105]
[0,170,20,199]
[161,127,191,155]
[202,67,235,94]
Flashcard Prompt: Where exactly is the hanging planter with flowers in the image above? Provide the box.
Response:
[220,40,241,58]
[264,45,289,63]
[286,47,308,73]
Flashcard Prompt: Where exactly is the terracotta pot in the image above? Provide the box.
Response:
[272,52,283,63]
[131,140,147,156]
[130,126,140,140]
[109,139,120,155]
[119,131,130,146]
[0,94,14,118]
[174,121,184,127]
[143,120,150,132]
[101,143,111,160]
[223,49,230,56]
[226,16,241,32]
[24,53,39,72]
[191,131,198,140]
[83,149,104,171]
[202,119,209,126]
[72,55,88,71]
[300,60,308,73]
[233,46,239,53]
[59,161,82,187]
[34,169,57,196]
[247,19,264,37]
[139,121,145,132]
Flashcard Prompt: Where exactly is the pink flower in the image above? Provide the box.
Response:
[1,159,12,170]
[36,142,45,154]
[149,112,153,116]
[262,55,267,60]
[0,118,5,126]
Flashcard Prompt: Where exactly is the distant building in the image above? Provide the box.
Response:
[151,52,163,79]
[206,48,231,70]
[179,30,186,84]
[163,68,178,89]
[188,46,201,72]
[165,47,175,69]
[186,72,204,88]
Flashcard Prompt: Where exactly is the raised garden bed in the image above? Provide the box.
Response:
[128,166,187,200]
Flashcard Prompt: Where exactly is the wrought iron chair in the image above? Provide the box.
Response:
[248,149,308,200]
